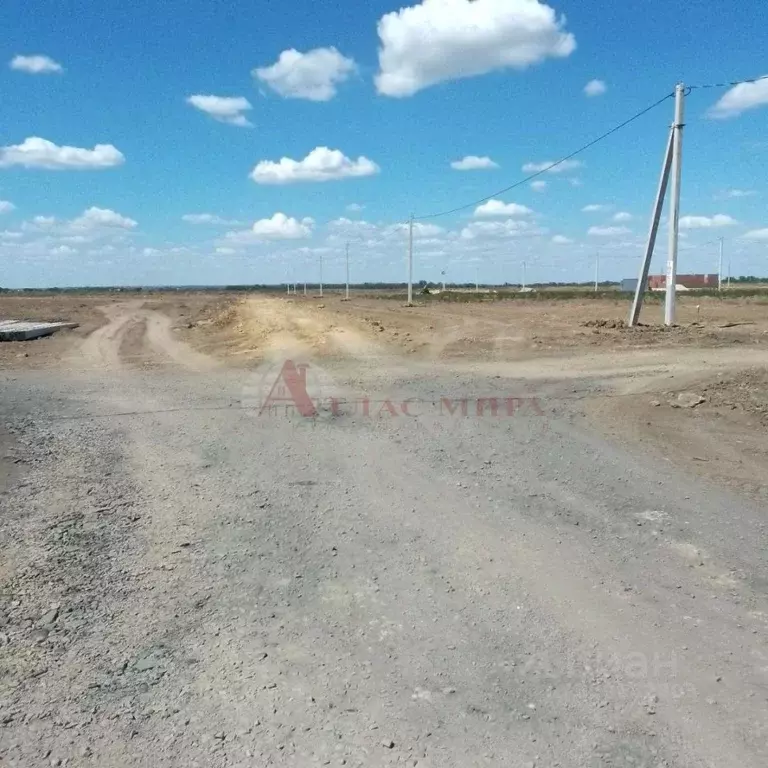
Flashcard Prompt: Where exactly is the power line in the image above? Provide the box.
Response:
[688,74,768,90]
[415,91,675,221]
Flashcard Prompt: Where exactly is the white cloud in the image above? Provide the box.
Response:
[375,0,576,98]
[328,216,390,245]
[215,247,237,255]
[10,54,63,74]
[461,218,541,240]
[182,213,240,225]
[250,146,380,185]
[254,48,356,102]
[291,246,333,257]
[326,218,446,250]
[474,199,533,218]
[721,188,756,199]
[569,178,583,187]
[250,213,314,240]
[0,230,23,240]
[552,235,573,244]
[679,214,737,229]
[523,159,582,174]
[31,216,56,229]
[0,137,124,170]
[0,200,15,214]
[329,217,368,229]
[584,79,606,97]
[412,222,445,237]
[613,211,633,222]
[328,218,444,245]
[709,76,768,119]
[327,218,380,239]
[346,203,364,213]
[186,95,252,127]
[530,180,547,192]
[451,155,499,171]
[582,203,608,213]
[51,245,76,256]
[588,226,630,237]
[742,229,768,241]
[14,208,137,257]
[71,207,137,230]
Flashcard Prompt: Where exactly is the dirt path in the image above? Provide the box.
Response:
[77,301,145,370]
[76,301,219,372]
[2,295,768,767]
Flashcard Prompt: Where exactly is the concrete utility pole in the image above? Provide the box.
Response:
[345,242,350,300]
[522,261,527,290]
[303,282,307,296]
[594,251,600,292]
[319,252,324,298]
[718,238,724,291]
[407,214,414,306]
[665,83,686,326]
[628,124,674,326]
[475,266,479,293]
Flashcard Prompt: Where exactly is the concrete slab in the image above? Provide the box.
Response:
[0,320,79,341]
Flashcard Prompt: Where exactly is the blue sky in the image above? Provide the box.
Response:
[1,0,767,288]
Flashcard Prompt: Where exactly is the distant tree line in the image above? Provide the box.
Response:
[1,276,767,293]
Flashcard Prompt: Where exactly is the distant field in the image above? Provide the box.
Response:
[360,285,768,303]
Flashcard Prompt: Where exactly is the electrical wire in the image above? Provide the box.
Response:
[286,75,760,270]
[414,91,675,221]
[687,74,768,90]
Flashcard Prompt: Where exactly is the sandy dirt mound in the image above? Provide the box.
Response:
[187,296,392,363]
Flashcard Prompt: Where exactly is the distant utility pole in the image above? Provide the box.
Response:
[522,260,527,290]
[629,82,685,327]
[441,270,446,293]
[718,238,724,291]
[319,252,324,298]
[594,251,600,292]
[665,83,686,326]
[407,214,414,306]
[303,282,307,296]
[475,266,479,293]
[345,241,350,300]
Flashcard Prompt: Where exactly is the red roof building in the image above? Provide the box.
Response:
[648,274,718,290]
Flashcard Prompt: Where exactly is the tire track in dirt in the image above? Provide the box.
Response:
[77,301,145,370]
[142,311,218,372]
[77,302,219,372]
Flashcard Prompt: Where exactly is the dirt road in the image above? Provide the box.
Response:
[2,299,768,767]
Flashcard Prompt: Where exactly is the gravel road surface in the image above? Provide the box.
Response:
[1,303,767,767]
